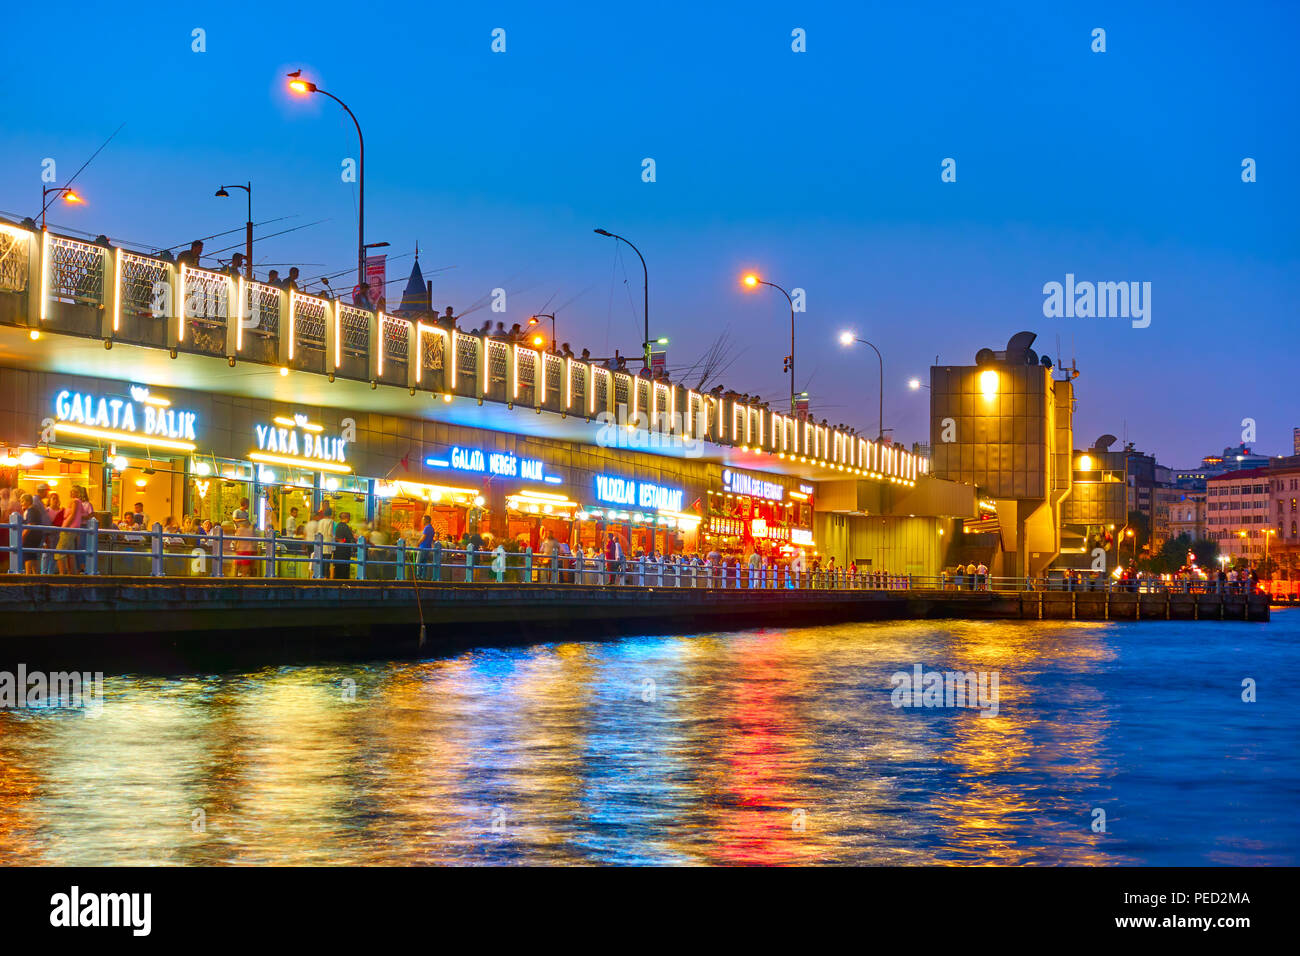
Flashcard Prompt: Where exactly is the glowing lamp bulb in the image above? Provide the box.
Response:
[742,274,759,288]
[64,191,83,205]
[908,378,920,390]
[1078,454,1092,471]
[279,367,289,377]
[838,331,854,347]
[28,329,40,341]
[979,369,999,398]
[532,336,544,347]
[289,80,310,94]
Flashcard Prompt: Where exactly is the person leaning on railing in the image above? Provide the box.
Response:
[56,485,92,575]
[19,494,42,574]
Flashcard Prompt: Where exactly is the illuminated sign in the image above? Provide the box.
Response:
[426,446,561,484]
[722,468,784,501]
[798,483,815,497]
[594,475,682,511]
[50,386,198,449]
[791,528,814,546]
[709,516,744,536]
[252,414,353,471]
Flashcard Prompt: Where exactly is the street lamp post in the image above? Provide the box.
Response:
[39,185,84,231]
[528,313,557,345]
[594,229,649,371]
[838,332,885,441]
[289,73,366,289]
[214,182,253,280]
[741,273,796,416]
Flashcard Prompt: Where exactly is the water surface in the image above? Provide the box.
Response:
[2,612,1296,865]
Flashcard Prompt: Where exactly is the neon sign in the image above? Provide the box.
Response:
[723,468,784,501]
[427,446,560,483]
[252,414,352,468]
[53,387,198,443]
[594,475,682,511]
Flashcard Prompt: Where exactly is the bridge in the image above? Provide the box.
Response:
[0,219,925,484]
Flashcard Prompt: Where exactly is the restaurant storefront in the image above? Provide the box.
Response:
[1,367,807,565]
[702,468,815,561]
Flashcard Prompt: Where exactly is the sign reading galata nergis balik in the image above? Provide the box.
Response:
[254,414,355,464]
[53,386,198,441]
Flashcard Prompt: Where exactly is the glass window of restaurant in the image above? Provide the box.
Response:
[1,444,107,523]
[319,473,369,531]
[505,490,577,551]
[374,480,485,549]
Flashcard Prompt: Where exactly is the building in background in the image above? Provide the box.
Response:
[1267,459,1300,597]
[928,331,1073,578]
[1058,434,1129,569]
[1206,468,1271,567]
[1200,443,1270,475]
[1153,486,1206,551]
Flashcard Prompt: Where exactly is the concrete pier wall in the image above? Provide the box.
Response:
[0,578,1271,670]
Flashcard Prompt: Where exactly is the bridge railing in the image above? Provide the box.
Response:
[2,515,1261,596]
[0,221,932,482]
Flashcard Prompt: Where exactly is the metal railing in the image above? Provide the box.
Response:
[0,516,1261,595]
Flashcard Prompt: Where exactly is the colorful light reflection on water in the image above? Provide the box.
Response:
[2,613,1297,865]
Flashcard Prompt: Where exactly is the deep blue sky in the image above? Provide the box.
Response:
[3,1,1296,466]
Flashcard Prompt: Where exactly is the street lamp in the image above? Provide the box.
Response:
[594,228,650,370]
[40,185,84,231]
[528,313,557,344]
[741,272,797,416]
[288,72,367,289]
[838,331,885,441]
[907,377,930,391]
[214,182,253,280]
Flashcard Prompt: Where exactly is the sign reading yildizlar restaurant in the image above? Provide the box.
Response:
[48,385,198,442]
[254,414,354,465]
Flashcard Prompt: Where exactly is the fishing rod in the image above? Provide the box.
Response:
[36,122,125,221]
[205,219,331,257]
[161,215,300,253]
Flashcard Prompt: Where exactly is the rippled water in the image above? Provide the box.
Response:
[2,611,1297,865]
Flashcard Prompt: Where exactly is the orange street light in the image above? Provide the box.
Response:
[287,71,365,288]
[741,271,796,415]
[40,185,85,230]
[531,335,544,347]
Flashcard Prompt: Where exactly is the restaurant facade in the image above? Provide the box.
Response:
[0,365,822,559]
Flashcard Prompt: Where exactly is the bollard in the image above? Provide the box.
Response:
[264,528,277,578]
[431,540,442,582]
[637,556,645,587]
[397,540,407,580]
[467,544,477,583]
[523,546,532,584]
[674,561,681,587]
[151,522,164,577]
[596,553,605,585]
[310,531,322,579]
[357,535,368,581]
[214,526,226,578]
[7,512,20,573]
[85,517,99,576]
[574,549,584,584]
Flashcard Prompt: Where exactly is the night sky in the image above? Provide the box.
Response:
[3,1,1295,466]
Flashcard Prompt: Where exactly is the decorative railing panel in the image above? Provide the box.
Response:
[455,332,479,391]
[0,227,30,293]
[181,266,228,354]
[339,304,370,359]
[118,251,168,318]
[48,236,105,306]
